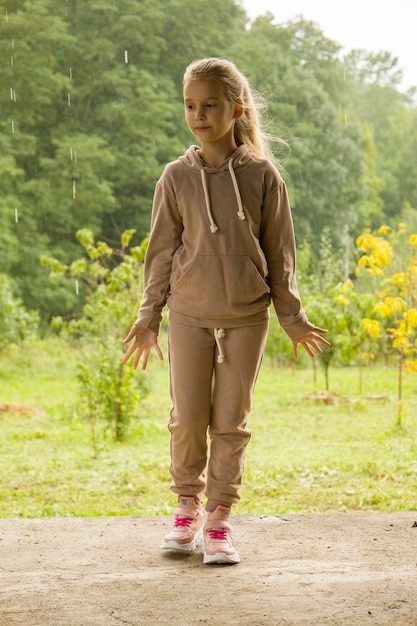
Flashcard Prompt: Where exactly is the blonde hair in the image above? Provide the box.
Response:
[183,57,275,159]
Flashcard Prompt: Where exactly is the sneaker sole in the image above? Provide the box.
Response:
[160,526,203,552]
[202,550,240,565]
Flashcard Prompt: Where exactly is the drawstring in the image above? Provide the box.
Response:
[200,157,246,234]
[214,328,226,363]
[228,159,246,221]
[200,169,219,233]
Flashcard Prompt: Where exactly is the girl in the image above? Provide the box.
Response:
[123,57,329,564]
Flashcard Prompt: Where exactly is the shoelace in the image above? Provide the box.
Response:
[174,516,192,528]
[207,528,229,540]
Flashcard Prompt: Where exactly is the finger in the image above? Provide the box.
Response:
[293,343,298,359]
[313,327,328,335]
[302,342,315,358]
[310,332,331,348]
[317,336,331,347]
[155,345,164,360]
[141,349,150,371]
[122,328,136,344]
[132,346,143,370]
[308,339,320,352]
[122,344,135,364]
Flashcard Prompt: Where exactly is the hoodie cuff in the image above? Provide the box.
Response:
[280,314,315,341]
[133,315,161,336]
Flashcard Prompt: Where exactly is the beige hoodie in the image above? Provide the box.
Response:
[135,145,315,341]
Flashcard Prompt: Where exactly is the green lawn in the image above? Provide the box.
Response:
[1,338,416,517]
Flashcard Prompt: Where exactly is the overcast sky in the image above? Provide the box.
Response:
[240,0,417,91]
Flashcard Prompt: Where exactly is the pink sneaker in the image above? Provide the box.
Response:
[161,496,204,552]
[203,504,240,564]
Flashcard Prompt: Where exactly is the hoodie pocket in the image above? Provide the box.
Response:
[169,255,270,319]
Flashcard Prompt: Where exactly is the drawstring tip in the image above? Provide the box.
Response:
[237,212,246,221]
[216,354,225,364]
[210,224,219,233]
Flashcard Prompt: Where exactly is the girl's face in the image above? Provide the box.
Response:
[183,78,242,149]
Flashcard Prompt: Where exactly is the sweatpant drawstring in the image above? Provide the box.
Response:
[214,328,226,363]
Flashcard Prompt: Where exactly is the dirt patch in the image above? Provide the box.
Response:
[1,513,417,625]
[0,403,44,416]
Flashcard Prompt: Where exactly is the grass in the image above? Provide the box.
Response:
[0,337,416,517]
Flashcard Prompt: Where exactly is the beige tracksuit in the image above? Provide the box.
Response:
[135,145,314,510]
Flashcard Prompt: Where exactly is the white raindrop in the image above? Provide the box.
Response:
[69,67,73,79]
[75,279,79,295]
[124,50,128,64]
[15,208,18,223]
[67,93,71,106]
[72,180,76,199]
[11,120,15,133]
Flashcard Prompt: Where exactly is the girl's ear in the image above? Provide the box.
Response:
[234,99,244,119]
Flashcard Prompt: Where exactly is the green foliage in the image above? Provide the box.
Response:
[43,230,149,443]
[1,345,417,517]
[1,0,416,327]
[264,315,298,366]
[0,274,39,352]
[296,228,346,388]
[76,341,146,449]
[355,224,417,424]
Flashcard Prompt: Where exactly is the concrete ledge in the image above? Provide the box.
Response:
[1,513,417,625]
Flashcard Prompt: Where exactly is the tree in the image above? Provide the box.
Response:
[0,274,38,352]
[233,16,365,250]
[356,224,417,425]
[297,228,346,389]
[1,0,416,330]
[42,229,149,445]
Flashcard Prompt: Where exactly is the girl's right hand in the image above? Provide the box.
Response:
[122,326,163,371]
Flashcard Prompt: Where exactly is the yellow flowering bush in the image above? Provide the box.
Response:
[356,223,417,423]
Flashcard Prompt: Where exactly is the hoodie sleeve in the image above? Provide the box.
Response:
[260,168,315,341]
[134,170,183,334]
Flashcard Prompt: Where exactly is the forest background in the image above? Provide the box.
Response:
[1,0,417,323]
[1,0,417,516]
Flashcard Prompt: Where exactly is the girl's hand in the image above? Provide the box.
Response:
[292,327,330,359]
[122,326,163,370]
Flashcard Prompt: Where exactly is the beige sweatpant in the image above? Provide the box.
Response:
[167,321,269,512]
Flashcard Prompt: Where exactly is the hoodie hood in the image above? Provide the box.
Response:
[178,145,256,233]
[179,144,256,173]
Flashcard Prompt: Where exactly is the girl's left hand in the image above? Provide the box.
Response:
[292,327,330,359]
[122,326,163,370]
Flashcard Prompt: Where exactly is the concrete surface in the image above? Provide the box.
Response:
[1,513,417,626]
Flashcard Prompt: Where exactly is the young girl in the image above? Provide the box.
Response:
[123,57,329,564]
